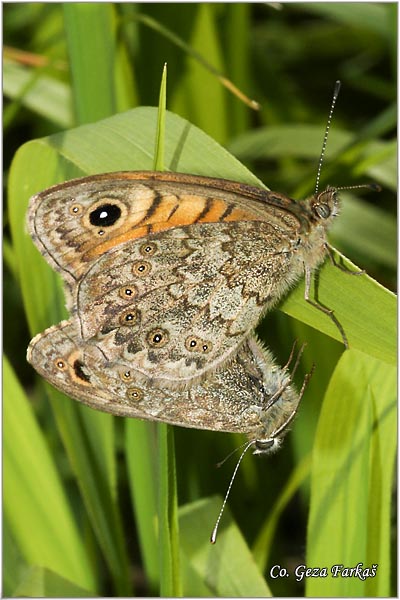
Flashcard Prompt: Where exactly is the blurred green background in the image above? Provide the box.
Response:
[3,3,396,598]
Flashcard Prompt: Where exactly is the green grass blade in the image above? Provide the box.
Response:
[306,349,396,596]
[42,391,132,596]
[170,4,228,143]
[252,453,312,570]
[3,61,72,128]
[153,62,167,171]
[63,3,117,123]
[12,566,94,598]
[8,153,132,596]
[3,356,97,593]
[179,496,272,596]
[125,420,159,593]
[157,424,181,597]
[302,3,393,38]
[3,520,29,596]
[78,408,117,501]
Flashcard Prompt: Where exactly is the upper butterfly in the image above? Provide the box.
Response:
[28,169,339,387]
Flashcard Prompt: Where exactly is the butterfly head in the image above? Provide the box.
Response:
[309,185,340,227]
[250,379,299,455]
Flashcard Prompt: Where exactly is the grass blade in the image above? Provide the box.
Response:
[157,424,181,597]
[3,356,97,593]
[63,3,117,123]
[306,349,396,596]
[153,62,167,171]
[179,496,272,596]
[125,420,159,593]
[12,566,94,598]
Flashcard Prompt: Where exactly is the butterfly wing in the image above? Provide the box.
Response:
[27,320,299,438]
[27,171,302,285]
[75,218,301,387]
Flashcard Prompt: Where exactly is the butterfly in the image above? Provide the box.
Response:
[27,169,340,389]
[27,319,305,453]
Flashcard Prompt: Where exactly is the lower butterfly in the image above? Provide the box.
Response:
[27,320,306,451]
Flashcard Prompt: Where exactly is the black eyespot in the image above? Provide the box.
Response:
[147,328,169,347]
[73,360,90,383]
[132,261,152,276]
[185,336,213,353]
[126,387,144,402]
[55,358,67,370]
[119,309,140,327]
[119,285,138,300]
[120,370,132,382]
[140,242,157,256]
[69,204,82,215]
[89,203,121,227]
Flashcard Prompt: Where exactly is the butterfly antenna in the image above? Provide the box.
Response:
[210,440,255,544]
[315,80,341,195]
[336,183,382,193]
[215,440,250,469]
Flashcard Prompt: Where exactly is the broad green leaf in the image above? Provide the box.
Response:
[229,125,351,162]
[306,349,396,596]
[281,252,396,365]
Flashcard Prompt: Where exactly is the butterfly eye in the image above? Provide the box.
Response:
[140,242,158,256]
[147,328,169,347]
[254,439,276,453]
[313,203,331,219]
[89,203,122,227]
[69,204,83,215]
[119,285,138,300]
[185,336,213,353]
[132,261,152,277]
[55,358,67,371]
[126,387,144,402]
[119,309,140,327]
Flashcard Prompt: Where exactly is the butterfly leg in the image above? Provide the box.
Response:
[304,265,349,349]
[325,244,365,275]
